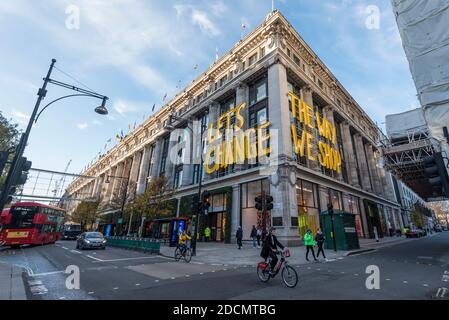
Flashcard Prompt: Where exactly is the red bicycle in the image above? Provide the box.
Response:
[257,249,298,288]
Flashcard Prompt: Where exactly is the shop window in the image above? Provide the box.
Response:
[260,47,266,58]
[272,217,283,227]
[241,179,270,239]
[293,54,301,66]
[297,179,320,237]
[291,217,298,227]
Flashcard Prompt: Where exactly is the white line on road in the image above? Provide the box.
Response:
[70,250,82,254]
[86,255,103,262]
[155,280,160,282]
[31,270,65,277]
[88,292,94,294]
[62,247,68,250]
[92,256,163,263]
[403,281,408,284]
[386,279,391,281]
[113,287,119,290]
[135,283,140,286]
[423,284,429,287]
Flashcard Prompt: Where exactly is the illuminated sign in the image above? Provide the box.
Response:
[289,92,342,173]
[205,102,271,174]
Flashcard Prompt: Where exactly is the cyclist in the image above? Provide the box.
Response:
[260,227,285,275]
[178,230,191,255]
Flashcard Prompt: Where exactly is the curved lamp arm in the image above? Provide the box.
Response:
[35,93,101,123]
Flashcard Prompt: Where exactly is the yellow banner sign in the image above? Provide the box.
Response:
[7,231,29,238]
[205,102,271,174]
[289,92,342,173]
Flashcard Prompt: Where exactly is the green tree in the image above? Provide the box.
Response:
[0,111,21,189]
[124,176,175,235]
[71,199,101,231]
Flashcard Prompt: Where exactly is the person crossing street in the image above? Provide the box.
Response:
[315,228,327,260]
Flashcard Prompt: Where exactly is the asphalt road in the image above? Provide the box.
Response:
[1,232,448,300]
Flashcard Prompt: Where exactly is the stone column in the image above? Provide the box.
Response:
[110,162,124,202]
[365,143,382,195]
[340,122,360,188]
[204,103,220,182]
[104,168,114,200]
[165,131,179,188]
[136,145,152,195]
[358,198,370,238]
[270,165,299,246]
[353,133,372,192]
[182,127,194,187]
[234,83,248,172]
[231,184,240,244]
[128,152,142,198]
[150,139,163,180]
[268,62,293,162]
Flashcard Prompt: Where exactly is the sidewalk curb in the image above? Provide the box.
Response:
[345,248,376,256]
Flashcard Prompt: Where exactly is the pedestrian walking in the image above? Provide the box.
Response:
[250,225,257,248]
[315,228,327,260]
[236,226,243,249]
[304,229,317,262]
[204,226,211,242]
[256,227,262,248]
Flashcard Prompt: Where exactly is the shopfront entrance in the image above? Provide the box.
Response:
[205,212,225,241]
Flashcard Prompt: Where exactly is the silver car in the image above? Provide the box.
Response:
[76,232,106,250]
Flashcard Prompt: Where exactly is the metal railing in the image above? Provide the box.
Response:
[105,236,161,254]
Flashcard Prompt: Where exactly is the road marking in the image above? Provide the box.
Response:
[91,256,163,263]
[70,250,82,254]
[28,280,43,286]
[211,263,222,266]
[113,287,119,290]
[317,268,321,271]
[31,270,65,277]
[341,272,345,274]
[211,271,215,273]
[29,284,48,295]
[386,279,391,281]
[170,277,175,280]
[436,287,448,298]
[155,280,160,282]
[354,274,359,276]
[59,297,66,300]
[417,256,433,259]
[88,292,94,294]
[135,283,140,286]
[199,273,204,275]
[62,247,68,250]
[86,255,103,262]
[423,284,429,287]
[403,281,408,284]
[223,269,227,271]
[185,275,190,277]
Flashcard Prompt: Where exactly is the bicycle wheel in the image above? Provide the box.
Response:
[184,248,192,263]
[281,265,298,288]
[257,265,270,283]
[174,247,182,261]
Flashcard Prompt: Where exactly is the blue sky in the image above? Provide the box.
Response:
[0,0,418,177]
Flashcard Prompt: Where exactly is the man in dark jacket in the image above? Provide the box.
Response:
[315,228,326,260]
[236,226,243,249]
[260,227,284,274]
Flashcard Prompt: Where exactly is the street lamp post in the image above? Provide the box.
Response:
[105,175,130,236]
[0,59,109,212]
[165,112,207,256]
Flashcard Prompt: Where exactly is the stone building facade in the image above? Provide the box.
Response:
[66,11,401,245]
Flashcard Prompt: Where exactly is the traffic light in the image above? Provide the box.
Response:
[202,191,211,214]
[11,157,32,187]
[265,195,274,210]
[0,151,8,177]
[327,203,334,216]
[423,152,449,198]
[255,195,263,211]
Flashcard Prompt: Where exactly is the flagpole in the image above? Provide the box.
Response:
[272,0,274,12]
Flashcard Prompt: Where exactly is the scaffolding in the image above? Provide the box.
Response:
[380,128,445,201]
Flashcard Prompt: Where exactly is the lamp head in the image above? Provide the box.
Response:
[95,97,109,115]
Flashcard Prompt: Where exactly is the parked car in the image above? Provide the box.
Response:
[434,225,443,232]
[405,228,426,238]
[76,232,106,250]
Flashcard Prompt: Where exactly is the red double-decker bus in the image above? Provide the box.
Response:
[0,202,65,247]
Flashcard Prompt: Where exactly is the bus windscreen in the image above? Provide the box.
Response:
[9,206,38,229]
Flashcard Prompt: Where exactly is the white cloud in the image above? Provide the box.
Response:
[77,122,89,130]
[91,119,102,126]
[113,99,147,115]
[11,110,29,125]
[174,4,221,37]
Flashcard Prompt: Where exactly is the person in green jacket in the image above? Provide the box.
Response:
[304,229,317,262]
[204,227,211,242]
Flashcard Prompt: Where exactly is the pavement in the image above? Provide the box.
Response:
[0,231,447,300]
[158,235,414,265]
[0,261,26,300]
